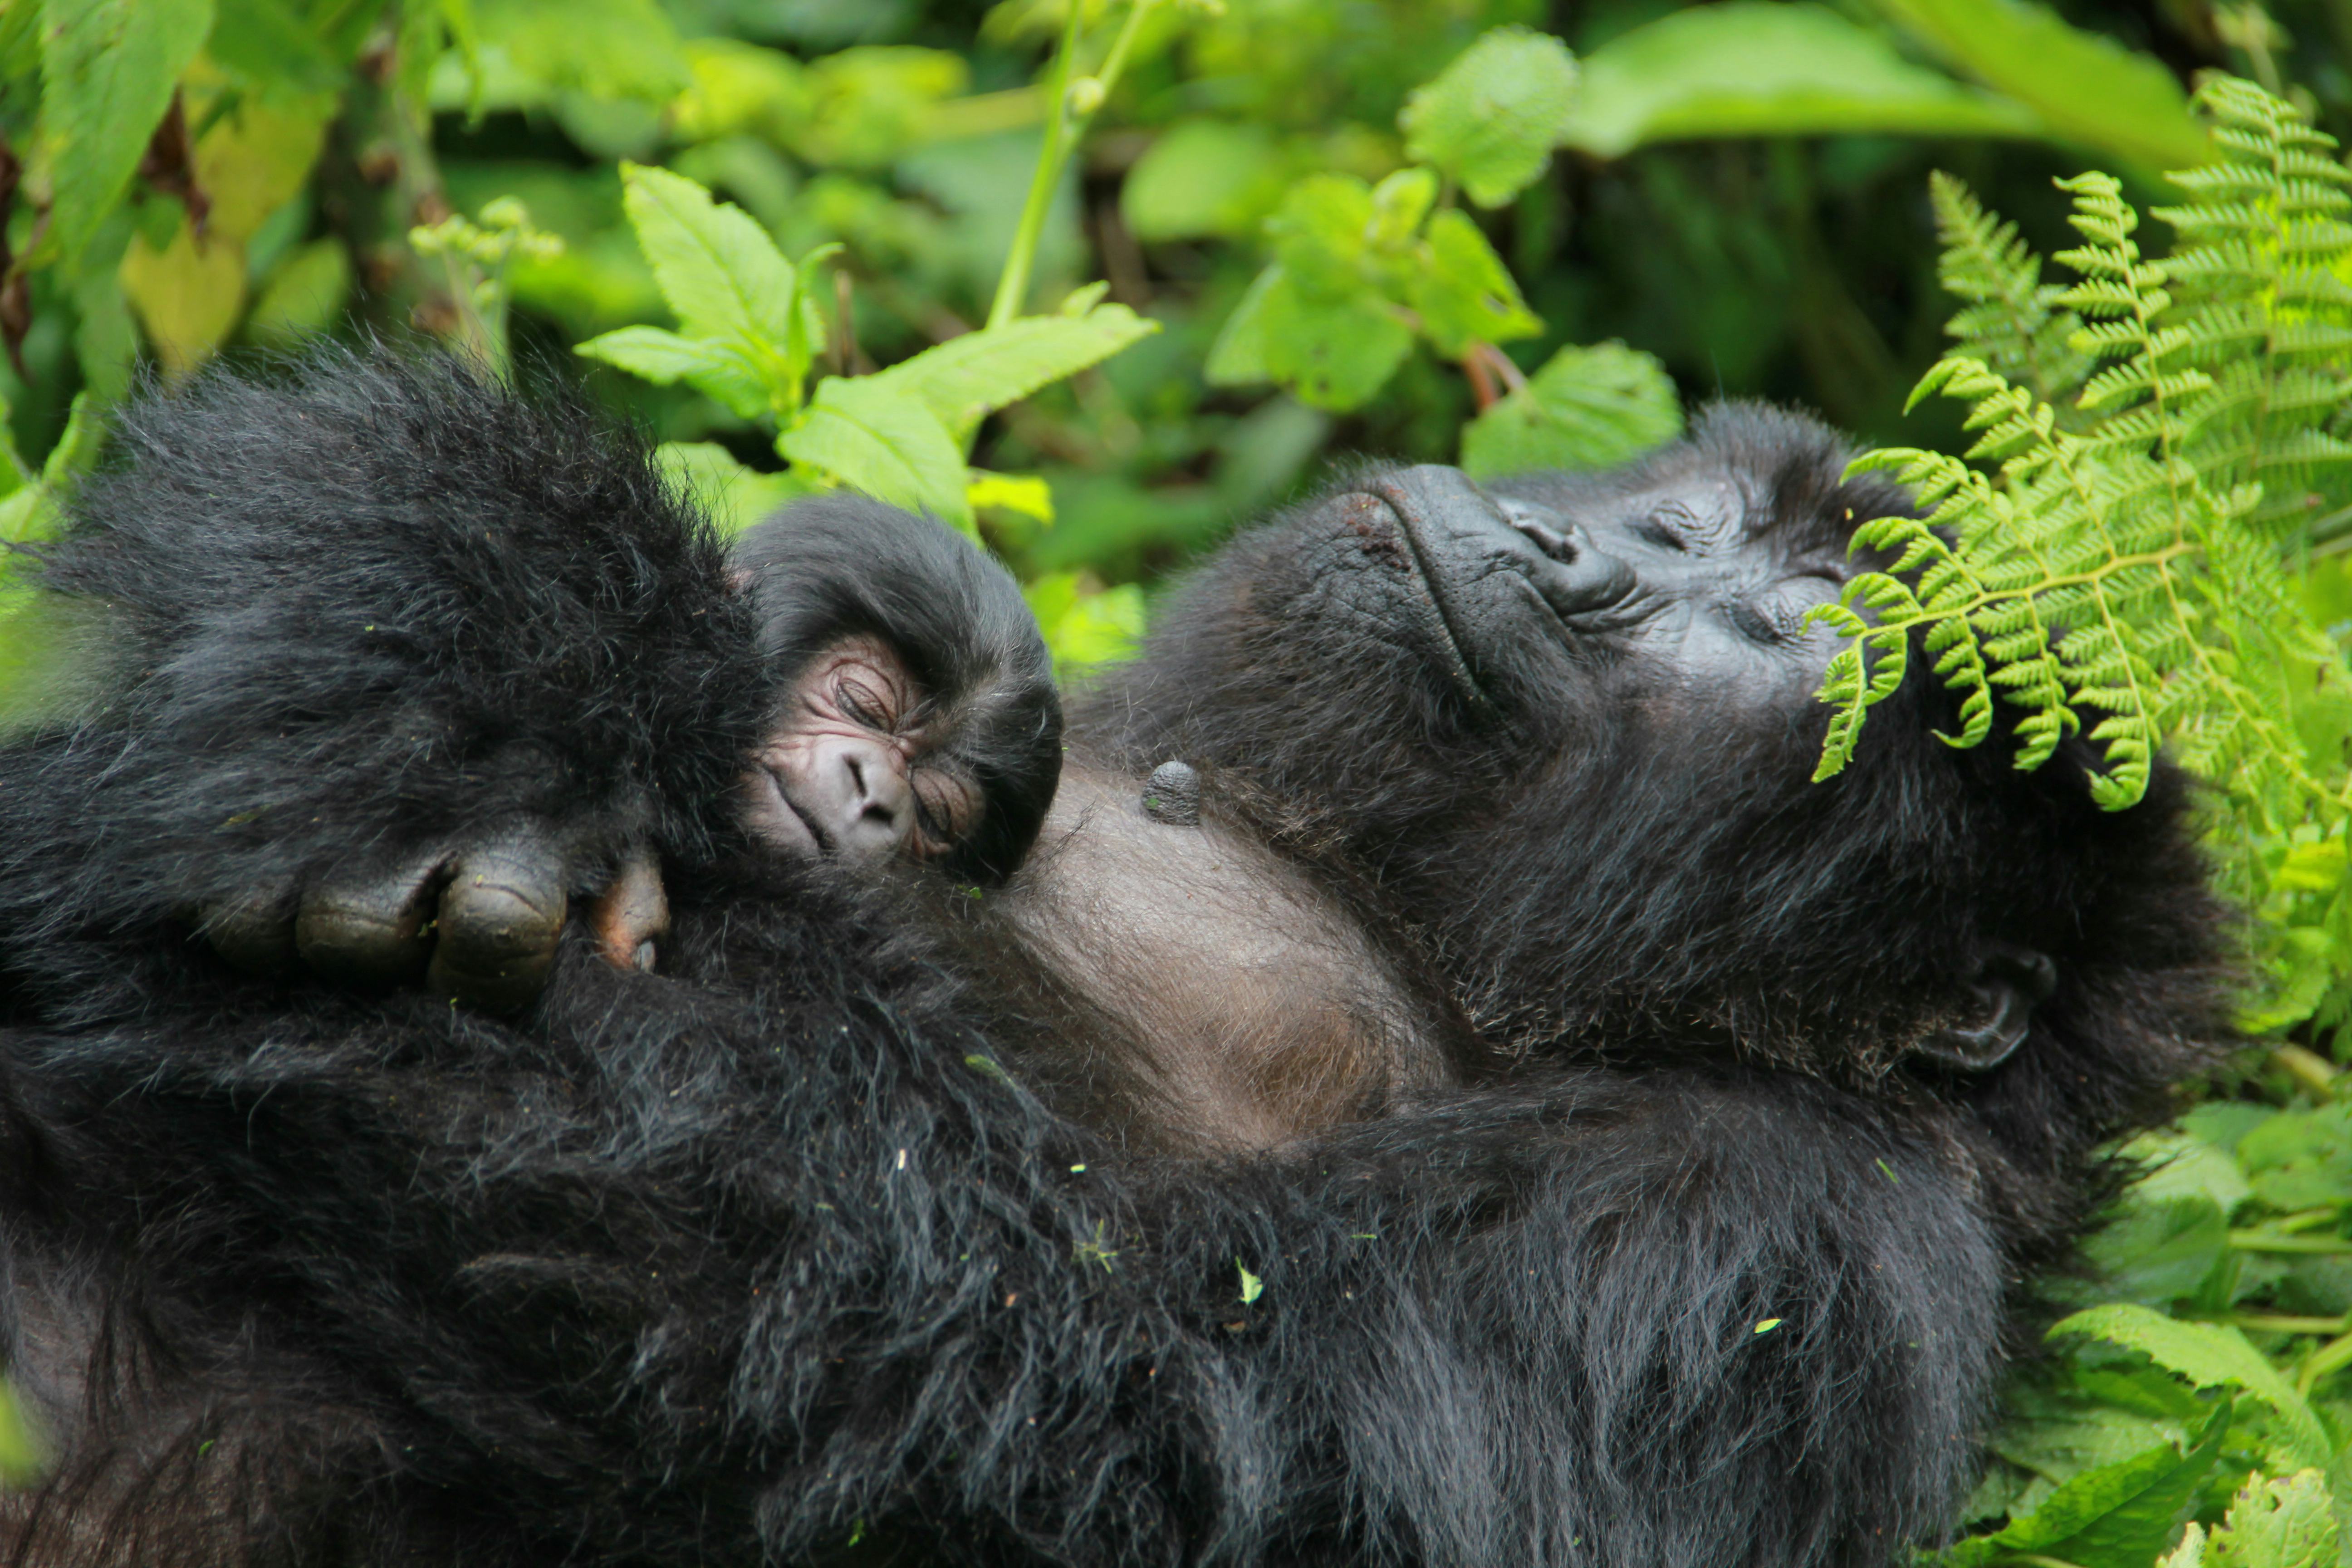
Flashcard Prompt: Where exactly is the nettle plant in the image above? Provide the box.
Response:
[1202,24,1684,479]
[1812,77,2352,1041]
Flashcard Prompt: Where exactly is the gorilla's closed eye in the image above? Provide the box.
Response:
[1727,598,1784,645]
[1635,515,1691,551]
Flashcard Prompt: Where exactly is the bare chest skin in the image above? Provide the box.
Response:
[994,766,1450,1152]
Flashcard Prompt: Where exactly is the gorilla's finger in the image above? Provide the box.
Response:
[426,832,568,1012]
[200,880,301,976]
[588,848,668,973]
[295,849,447,985]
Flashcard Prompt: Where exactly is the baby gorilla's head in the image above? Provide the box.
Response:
[732,495,1062,885]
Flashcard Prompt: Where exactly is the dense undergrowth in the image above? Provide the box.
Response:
[8,0,2352,1561]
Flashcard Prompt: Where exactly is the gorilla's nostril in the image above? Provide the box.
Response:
[1513,519,1579,565]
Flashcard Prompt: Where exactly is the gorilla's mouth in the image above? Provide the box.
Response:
[1351,482,1491,712]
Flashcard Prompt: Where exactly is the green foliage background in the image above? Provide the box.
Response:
[11,0,2352,1560]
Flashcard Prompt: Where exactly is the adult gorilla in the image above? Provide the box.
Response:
[0,356,2222,1567]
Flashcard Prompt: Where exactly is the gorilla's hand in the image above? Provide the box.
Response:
[203,828,671,1013]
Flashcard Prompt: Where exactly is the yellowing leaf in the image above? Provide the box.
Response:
[967,471,1053,525]
[120,225,246,378]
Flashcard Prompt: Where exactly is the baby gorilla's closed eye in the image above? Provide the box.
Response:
[742,635,982,866]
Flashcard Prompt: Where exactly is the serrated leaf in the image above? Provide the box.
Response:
[654,441,813,536]
[1944,1401,2229,1568]
[1460,341,1682,478]
[2205,1470,2337,1568]
[2051,1304,2330,1468]
[1411,208,1543,354]
[779,376,972,530]
[618,162,794,343]
[37,0,215,269]
[1399,24,1579,208]
[872,304,1159,439]
[1558,2,2038,159]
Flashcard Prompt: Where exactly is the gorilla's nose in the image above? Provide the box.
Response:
[823,736,915,859]
[1369,466,1636,622]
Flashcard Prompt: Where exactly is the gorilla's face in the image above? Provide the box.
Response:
[1347,462,1858,725]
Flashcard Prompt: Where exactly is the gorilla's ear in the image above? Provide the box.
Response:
[1912,943,2058,1071]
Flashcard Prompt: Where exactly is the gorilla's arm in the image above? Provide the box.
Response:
[0,353,767,1021]
[3,906,2004,1567]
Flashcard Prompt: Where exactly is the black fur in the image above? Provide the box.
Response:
[0,356,2225,1565]
[732,495,1062,883]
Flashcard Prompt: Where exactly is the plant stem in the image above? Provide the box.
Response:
[986,0,1158,329]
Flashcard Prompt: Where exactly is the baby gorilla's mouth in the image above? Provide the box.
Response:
[745,765,830,860]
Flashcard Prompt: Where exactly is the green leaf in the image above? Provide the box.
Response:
[654,441,813,536]
[871,303,1159,440]
[778,376,972,531]
[1861,0,2207,173]
[1399,24,1579,208]
[431,0,686,111]
[207,0,342,98]
[1460,341,1682,479]
[1945,1401,2229,1568]
[578,325,773,419]
[2051,1303,2331,1468]
[1237,1261,1264,1304]
[617,162,794,343]
[1121,120,1287,241]
[1411,209,1542,355]
[36,0,216,269]
[1267,173,1377,298]
[1557,2,2041,160]
[2203,1470,2338,1568]
[1205,262,1414,411]
[1024,570,1144,675]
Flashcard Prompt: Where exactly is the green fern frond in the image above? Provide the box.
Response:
[1818,79,2352,837]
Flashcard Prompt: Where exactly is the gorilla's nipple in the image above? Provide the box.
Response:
[1142,760,1202,826]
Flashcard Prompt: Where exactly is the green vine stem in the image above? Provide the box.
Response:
[986,0,1160,330]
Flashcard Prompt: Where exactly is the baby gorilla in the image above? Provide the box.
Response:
[227,491,1059,1012]
[728,494,1062,887]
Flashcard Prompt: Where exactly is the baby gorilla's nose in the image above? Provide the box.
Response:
[826,736,916,859]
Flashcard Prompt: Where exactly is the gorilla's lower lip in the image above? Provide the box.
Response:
[1353,485,1491,713]
[755,767,830,859]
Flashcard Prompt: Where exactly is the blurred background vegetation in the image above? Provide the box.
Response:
[0,0,2323,594]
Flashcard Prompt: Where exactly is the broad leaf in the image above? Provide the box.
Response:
[618,162,794,342]
[1946,1401,2229,1568]
[1557,3,2040,159]
[1863,0,2208,173]
[1399,24,1579,208]
[873,303,1159,438]
[655,441,813,536]
[37,0,215,269]
[1411,209,1542,354]
[1460,342,1682,479]
[2052,1303,2331,1468]
[778,377,972,530]
[1121,120,1287,241]
[579,326,774,419]
[1208,266,1411,412]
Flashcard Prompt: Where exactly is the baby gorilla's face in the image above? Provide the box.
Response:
[740,634,982,867]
